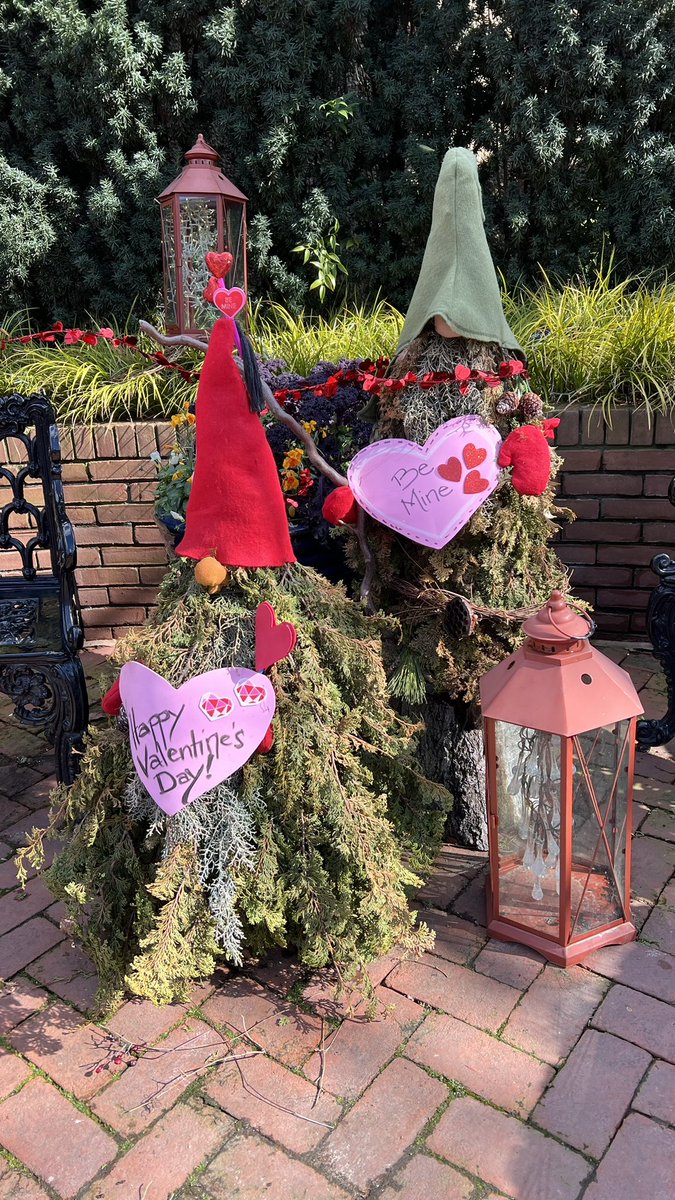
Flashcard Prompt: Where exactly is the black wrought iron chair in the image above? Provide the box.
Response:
[0,392,88,782]
[637,476,675,749]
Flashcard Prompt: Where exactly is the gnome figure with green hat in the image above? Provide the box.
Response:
[352,148,568,849]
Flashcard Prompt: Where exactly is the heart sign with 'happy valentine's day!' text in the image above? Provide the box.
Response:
[348,415,502,549]
[119,661,275,816]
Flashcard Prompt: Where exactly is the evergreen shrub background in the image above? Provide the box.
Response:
[1,0,674,322]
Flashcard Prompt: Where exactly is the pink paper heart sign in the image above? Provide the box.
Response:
[119,661,275,816]
[255,602,297,672]
[347,415,501,549]
[213,286,247,318]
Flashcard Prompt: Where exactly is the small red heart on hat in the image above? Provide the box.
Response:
[213,286,247,318]
[437,456,462,483]
[464,470,489,494]
[463,443,487,469]
[205,251,234,278]
[255,602,298,672]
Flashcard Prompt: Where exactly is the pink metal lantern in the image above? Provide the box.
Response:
[480,591,643,967]
[157,134,248,335]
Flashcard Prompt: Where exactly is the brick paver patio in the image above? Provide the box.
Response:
[0,647,673,1199]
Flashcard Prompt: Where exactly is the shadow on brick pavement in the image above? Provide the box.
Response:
[0,645,673,1200]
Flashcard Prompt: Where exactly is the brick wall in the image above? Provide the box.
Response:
[2,411,673,642]
[556,408,675,638]
[0,421,174,642]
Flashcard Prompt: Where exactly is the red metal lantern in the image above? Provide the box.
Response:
[157,134,248,335]
[480,591,643,966]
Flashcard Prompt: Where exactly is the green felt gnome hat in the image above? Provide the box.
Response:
[397,148,525,361]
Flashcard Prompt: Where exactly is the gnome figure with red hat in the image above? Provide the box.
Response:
[23,281,446,1011]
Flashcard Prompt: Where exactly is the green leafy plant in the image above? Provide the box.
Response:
[152,408,195,523]
[319,95,357,122]
[292,218,348,303]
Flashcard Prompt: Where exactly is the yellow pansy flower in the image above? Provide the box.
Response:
[282,471,299,492]
[283,448,304,469]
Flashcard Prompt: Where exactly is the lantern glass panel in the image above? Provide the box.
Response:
[161,205,178,328]
[224,202,246,292]
[494,721,561,938]
[570,720,630,938]
[179,196,219,330]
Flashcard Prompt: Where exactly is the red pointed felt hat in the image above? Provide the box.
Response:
[176,318,296,568]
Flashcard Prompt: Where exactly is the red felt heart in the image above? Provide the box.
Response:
[463,443,487,469]
[255,602,298,673]
[205,251,234,278]
[213,286,247,318]
[464,470,489,495]
[437,456,462,482]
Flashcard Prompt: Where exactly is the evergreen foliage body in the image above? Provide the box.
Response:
[1,1,673,320]
[20,560,447,1011]
[364,333,570,707]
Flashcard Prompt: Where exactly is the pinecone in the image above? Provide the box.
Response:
[496,390,520,415]
[521,391,544,419]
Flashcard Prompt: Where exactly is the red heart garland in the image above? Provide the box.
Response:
[255,602,298,673]
[463,443,487,469]
[464,470,490,495]
[437,456,462,482]
[213,286,247,318]
[205,251,234,278]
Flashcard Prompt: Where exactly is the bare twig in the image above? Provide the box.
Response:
[231,1052,334,1130]
[355,506,376,609]
[124,1049,264,1114]
[139,319,209,353]
[312,1018,326,1108]
[392,578,544,625]
[257,376,348,489]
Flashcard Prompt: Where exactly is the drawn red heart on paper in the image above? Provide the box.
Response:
[463,443,487,469]
[255,602,298,673]
[213,287,247,318]
[205,251,234,278]
[437,456,462,483]
[464,470,490,494]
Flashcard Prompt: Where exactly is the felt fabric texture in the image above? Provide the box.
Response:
[101,678,122,717]
[397,148,524,361]
[323,485,359,526]
[498,424,554,496]
[177,318,296,568]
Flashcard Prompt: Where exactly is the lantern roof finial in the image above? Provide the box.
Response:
[184,134,220,166]
[522,590,594,650]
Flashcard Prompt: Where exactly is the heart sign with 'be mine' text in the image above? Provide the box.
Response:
[348,415,502,549]
[119,661,275,816]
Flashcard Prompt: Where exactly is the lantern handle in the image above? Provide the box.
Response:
[547,601,596,642]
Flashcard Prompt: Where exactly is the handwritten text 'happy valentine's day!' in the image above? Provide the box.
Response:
[128,704,245,808]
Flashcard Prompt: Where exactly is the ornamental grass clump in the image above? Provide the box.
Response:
[250,298,404,377]
[504,263,675,419]
[19,560,448,1013]
[0,312,198,423]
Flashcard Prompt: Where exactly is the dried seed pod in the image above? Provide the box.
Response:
[521,391,544,419]
[496,390,520,416]
[445,596,476,640]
